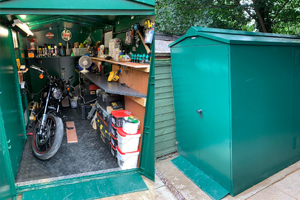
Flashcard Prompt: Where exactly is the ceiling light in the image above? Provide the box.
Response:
[0,26,9,37]
[12,19,33,36]
[20,15,26,19]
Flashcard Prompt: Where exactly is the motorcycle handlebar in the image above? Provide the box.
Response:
[30,65,45,73]
[30,65,51,80]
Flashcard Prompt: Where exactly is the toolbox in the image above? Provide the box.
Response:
[99,128,110,151]
[98,92,123,109]
[97,105,113,132]
[96,111,111,139]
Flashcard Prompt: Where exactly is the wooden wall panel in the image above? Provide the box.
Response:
[112,64,149,95]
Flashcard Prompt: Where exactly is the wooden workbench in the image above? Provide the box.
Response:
[91,57,150,73]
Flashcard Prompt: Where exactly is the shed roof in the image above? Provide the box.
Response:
[169,27,300,47]
[0,0,154,15]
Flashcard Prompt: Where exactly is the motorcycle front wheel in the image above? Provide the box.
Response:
[32,113,64,160]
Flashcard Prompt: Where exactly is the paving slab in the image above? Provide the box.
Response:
[273,170,300,199]
[155,174,164,189]
[156,157,211,200]
[248,186,296,200]
[156,155,300,200]
[155,186,177,200]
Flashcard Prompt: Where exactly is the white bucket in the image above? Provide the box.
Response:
[117,128,141,152]
[70,96,78,108]
[122,117,140,134]
[116,146,139,170]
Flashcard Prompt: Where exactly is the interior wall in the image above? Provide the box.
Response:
[114,15,154,56]
[26,27,91,48]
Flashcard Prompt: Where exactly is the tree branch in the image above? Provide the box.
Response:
[234,0,255,18]
[252,0,268,32]
[272,0,290,23]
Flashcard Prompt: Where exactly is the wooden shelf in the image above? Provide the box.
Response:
[82,72,147,98]
[91,57,150,73]
[26,56,81,59]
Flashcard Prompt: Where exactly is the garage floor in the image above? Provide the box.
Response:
[16,108,119,183]
[156,153,300,200]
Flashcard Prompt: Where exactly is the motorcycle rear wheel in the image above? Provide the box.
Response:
[32,113,64,160]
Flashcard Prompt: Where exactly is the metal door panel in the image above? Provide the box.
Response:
[0,25,26,178]
[171,43,231,191]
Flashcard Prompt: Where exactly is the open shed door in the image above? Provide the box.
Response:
[139,44,155,180]
[0,24,26,178]
[0,107,16,200]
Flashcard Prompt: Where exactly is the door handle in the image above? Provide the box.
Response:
[196,109,203,119]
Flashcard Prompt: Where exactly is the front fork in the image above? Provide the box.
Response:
[38,85,52,136]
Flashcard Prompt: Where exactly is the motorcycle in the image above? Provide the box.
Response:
[30,65,73,160]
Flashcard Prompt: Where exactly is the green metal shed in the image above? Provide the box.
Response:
[169,27,300,196]
[0,1,154,200]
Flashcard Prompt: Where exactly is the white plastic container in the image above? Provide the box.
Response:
[116,146,139,170]
[70,96,78,108]
[122,117,140,134]
[117,128,141,152]
[73,48,88,56]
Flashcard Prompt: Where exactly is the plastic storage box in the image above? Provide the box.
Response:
[111,110,131,128]
[117,128,141,152]
[116,146,139,170]
[122,117,140,134]
[73,48,88,56]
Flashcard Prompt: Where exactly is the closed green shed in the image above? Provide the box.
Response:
[169,27,300,196]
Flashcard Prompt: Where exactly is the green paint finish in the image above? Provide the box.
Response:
[170,27,300,196]
[21,171,148,200]
[114,15,154,55]
[172,156,229,200]
[0,24,26,178]
[155,59,177,158]
[0,108,17,200]
[170,27,300,47]
[0,0,154,15]
[90,29,103,45]
[139,42,154,181]
[230,45,300,195]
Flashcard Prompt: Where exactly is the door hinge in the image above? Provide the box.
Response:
[144,126,150,134]
[150,76,155,85]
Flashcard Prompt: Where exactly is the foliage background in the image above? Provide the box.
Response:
[155,0,300,35]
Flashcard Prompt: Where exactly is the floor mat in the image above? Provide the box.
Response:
[16,108,119,183]
[21,171,148,200]
[171,156,229,200]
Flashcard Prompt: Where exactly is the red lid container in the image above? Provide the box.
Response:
[117,145,139,155]
[111,110,131,118]
[117,127,141,137]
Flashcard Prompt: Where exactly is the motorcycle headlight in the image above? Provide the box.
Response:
[52,87,62,100]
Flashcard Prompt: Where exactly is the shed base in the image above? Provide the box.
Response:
[171,156,229,200]
[15,108,119,183]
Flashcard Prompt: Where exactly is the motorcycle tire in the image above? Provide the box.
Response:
[32,113,64,160]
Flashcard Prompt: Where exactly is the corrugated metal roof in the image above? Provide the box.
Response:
[170,27,300,47]
[155,40,173,54]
